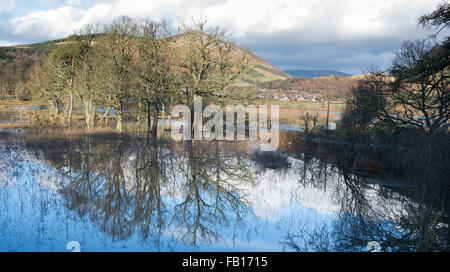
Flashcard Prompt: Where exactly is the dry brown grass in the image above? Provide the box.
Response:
[0,123,30,129]
[277,107,342,126]
[0,99,31,110]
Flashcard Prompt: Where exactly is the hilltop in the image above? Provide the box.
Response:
[284,69,351,78]
[0,34,365,102]
[0,34,290,97]
[169,33,290,84]
[0,38,69,64]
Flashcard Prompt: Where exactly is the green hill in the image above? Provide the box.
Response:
[0,34,290,96]
[284,69,351,78]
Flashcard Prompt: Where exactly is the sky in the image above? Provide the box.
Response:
[0,0,448,74]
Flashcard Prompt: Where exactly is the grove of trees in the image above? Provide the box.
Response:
[342,1,449,137]
[27,16,250,132]
[339,2,449,251]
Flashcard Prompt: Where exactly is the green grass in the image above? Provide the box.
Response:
[248,68,265,77]
[26,39,67,49]
[255,64,290,78]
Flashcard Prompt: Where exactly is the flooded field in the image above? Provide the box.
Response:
[0,102,343,132]
[0,128,445,252]
[0,111,30,125]
[0,99,447,252]
[0,98,31,125]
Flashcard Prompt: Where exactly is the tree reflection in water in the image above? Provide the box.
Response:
[26,132,254,248]
[170,140,253,246]
[282,149,449,252]
[0,130,448,251]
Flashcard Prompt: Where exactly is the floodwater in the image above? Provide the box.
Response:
[0,110,30,124]
[1,127,445,252]
[0,106,448,252]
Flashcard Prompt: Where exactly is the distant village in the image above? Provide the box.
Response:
[257,88,343,102]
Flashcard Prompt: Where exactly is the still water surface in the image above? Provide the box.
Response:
[0,128,419,252]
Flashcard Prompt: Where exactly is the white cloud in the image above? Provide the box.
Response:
[10,6,85,40]
[201,0,438,42]
[8,0,442,43]
[2,0,445,72]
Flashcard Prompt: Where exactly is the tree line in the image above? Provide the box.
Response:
[28,16,250,131]
[342,1,449,137]
[338,2,449,248]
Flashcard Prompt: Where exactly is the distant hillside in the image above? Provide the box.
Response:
[0,42,58,97]
[0,38,70,64]
[169,33,290,84]
[0,34,290,96]
[2,34,291,83]
[284,69,351,78]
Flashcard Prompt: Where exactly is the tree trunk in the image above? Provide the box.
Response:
[68,54,75,127]
[151,108,158,135]
[99,107,111,126]
[53,101,59,116]
[68,91,74,127]
[84,101,91,130]
[326,98,330,130]
[190,100,195,136]
[116,112,123,132]
[161,104,166,130]
[166,113,171,131]
[147,103,152,129]
[137,101,142,129]
[92,105,97,128]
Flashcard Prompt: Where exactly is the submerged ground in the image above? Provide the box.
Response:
[0,127,428,252]
[0,100,448,252]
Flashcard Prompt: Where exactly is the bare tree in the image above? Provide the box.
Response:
[299,112,321,136]
[343,40,449,136]
[135,19,177,134]
[73,24,100,129]
[178,18,250,109]
[418,0,450,37]
[94,16,139,131]
[32,56,68,122]
[388,40,449,134]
